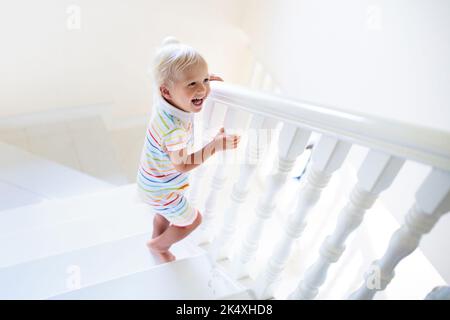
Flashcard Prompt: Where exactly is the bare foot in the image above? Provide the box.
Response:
[147,241,176,263]
[154,250,176,263]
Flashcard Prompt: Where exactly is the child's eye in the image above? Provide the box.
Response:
[204,78,209,83]
[188,82,196,87]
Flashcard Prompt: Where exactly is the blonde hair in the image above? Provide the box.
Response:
[152,37,206,87]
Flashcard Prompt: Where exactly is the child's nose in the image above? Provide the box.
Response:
[197,84,206,94]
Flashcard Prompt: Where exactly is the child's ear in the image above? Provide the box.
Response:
[160,86,171,100]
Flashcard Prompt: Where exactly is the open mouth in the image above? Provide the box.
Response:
[191,98,204,107]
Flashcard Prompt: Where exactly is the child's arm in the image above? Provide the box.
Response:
[167,128,240,173]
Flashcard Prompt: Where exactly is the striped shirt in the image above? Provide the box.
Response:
[136,95,197,226]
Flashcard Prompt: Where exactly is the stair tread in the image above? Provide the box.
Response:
[50,254,242,300]
[0,196,156,268]
[0,233,203,299]
[0,142,113,210]
[0,184,139,237]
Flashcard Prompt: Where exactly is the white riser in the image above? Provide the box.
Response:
[0,184,139,237]
[0,233,203,299]
[50,254,243,300]
[0,202,154,268]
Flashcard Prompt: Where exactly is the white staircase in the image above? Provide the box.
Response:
[0,185,192,267]
[0,111,250,301]
[0,72,448,300]
[0,182,248,300]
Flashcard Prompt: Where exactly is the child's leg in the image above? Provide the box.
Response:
[147,214,175,263]
[148,211,202,253]
[152,214,170,238]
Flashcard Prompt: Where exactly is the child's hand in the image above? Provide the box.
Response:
[213,127,240,151]
[209,74,224,82]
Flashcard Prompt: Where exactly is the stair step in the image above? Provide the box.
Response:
[49,254,243,300]
[0,201,154,268]
[0,184,139,238]
[0,142,113,210]
[0,233,203,299]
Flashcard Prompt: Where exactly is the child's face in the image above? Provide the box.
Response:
[161,61,210,113]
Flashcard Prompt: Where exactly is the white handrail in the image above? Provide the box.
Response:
[210,82,450,171]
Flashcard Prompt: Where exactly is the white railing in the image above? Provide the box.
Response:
[210,82,450,171]
[190,63,450,300]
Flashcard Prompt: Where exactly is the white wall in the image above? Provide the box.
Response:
[240,0,450,284]
[0,0,251,119]
[240,0,450,132]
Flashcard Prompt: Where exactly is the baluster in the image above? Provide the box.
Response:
[349,168,450,300]
[289,151,404,299]
[189,99,215,208]
[193,60,267,244]
[230,124,312,279]
[195,106,242,244]
[188,163,209,209]
[209,114,278,260]
[254,135,352,298]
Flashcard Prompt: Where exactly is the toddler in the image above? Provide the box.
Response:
[137,38,240,263]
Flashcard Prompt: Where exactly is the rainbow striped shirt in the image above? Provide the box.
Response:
[136,95,197,226]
